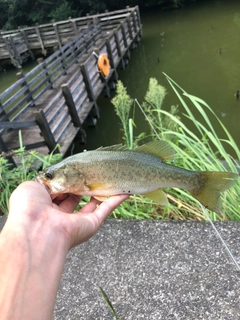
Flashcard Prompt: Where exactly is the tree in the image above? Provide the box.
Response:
[49,1,77,21]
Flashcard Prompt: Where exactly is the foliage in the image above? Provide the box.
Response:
[0,147,62,215]
[110,76,240,221]
[142,77,180,140]
[0,0,209,30]
[111,81,134,148]
[1,77,239,221]
[48,1,77,22]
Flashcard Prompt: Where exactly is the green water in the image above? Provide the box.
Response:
[0,61,38,93]
[78,0,240,155]
[1,1,240,156]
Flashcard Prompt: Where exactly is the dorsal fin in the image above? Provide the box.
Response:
[97,144,129,151]
[136,140,175,161]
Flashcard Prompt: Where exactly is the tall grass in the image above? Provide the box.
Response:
[111,81,134,148]
[2,76,239,221]
[0,136,62,215]
[110,76,240,221]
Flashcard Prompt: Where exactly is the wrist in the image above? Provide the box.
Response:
[0,214,68,320]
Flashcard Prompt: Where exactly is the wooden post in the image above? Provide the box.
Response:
[131,10,138,36]
[35,24,47,56]
[34,110,60,153]
[59,48,67,75]
[37,57,53,88]
[2,37,15,66]
[16,71,34,106]
[120,22,128,48]
[122,22,131,61]
[61,84,86,143]
[105,38,118,83]
[0,135,16,167]
[126,16,133,40]
[71,37,78,63]
[53,23,62,49]
[135,5,142,35]
[0,102,6,119]
[61,84,82,127]
[80,63,100,118]
[71,19,78,36]
[114,30,125,69]
[9,36,22,68]
[19,28,35,60]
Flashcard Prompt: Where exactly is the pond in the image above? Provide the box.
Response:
[0,0,239,157]
[76,0,240,156]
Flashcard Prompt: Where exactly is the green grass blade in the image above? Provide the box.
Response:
[98,286,118,320]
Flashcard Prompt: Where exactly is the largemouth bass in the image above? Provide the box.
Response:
[36,140,238,213]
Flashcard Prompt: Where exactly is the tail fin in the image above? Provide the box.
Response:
[190,172,238,213]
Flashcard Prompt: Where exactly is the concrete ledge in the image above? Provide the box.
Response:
[1,218,240,319]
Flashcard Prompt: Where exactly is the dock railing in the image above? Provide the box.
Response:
[0,6,142,166]
[0,6,141,68]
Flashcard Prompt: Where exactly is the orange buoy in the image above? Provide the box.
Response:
[97,53,110,77]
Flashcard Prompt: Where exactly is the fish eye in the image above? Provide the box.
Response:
[45,171,53,179]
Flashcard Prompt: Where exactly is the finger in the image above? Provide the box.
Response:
[9,181,51,210]
[79,197,101,214]
[68,195,129,248]
[93,194,129,221]
[57,194,81,213]
[52,194,69,205]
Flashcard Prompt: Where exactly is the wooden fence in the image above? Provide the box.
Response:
[0,6,141,68]
[0,6,142,166]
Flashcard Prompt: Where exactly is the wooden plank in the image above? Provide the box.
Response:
[52,109,70,137]
[34,110,59,152]
[16,71,34,104]
[55,118,72,143]
[45,96,63,117]
[37,58,53,89]
[0,121,36,129]
[19,29,35,60]
[105,38,118,82]
[1,84,30,111]
[9,35,22,66]
[71,19,78,36]
[35,25,47,55]
[80,63,100,118]
[53,23,62,48]
[2,37,16,66]
[61,84,82,127]
[114,29,125,69]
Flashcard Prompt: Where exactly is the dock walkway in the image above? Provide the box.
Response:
[0,6,142,166]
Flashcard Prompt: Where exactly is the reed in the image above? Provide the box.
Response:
[111,76,240,221]
[0,134,62,215]
[111,81,133,148]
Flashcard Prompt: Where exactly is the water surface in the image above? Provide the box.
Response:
[1,1,240,156]
[80,0,240,155]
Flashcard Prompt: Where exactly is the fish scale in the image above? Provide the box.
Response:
[36,140,238,213]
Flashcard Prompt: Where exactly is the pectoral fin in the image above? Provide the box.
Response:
[93,195,109,201]
[87,182,111,190]
[143,189,169,205]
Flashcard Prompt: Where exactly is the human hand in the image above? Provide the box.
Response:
[8,181,129,250]
[0,182,128,320]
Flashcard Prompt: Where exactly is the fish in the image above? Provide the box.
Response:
[36,140,238,213]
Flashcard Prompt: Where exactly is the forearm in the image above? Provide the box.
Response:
[0,217,68,320]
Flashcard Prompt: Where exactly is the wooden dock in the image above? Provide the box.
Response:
[0,7,141,68]
[0,6,142,166]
